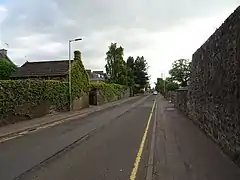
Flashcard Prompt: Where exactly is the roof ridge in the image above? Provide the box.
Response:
[26,59,72,63]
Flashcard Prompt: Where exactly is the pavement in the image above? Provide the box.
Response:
[0,95,239,180]
[153,96,240,180]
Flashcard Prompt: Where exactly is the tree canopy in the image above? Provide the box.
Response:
[105,43,128,85]
[155,76,179,94]
[0,58,17,80]
[155,58,191,94]
[105,43,149,94]
[169,59,190,87]
[134,56,149,90]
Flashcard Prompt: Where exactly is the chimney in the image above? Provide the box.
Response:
[74,50,81,61]
[0,49,7,56]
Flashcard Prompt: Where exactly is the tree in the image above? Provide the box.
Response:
[169,59,190,87]
[126,56,135,96]
[105,43,128,85]
[104,43,150,95]
[165,77,179,91]
[155,77,179,94]
[155,78,164,93]
[134,56,149,92]
[0,58,17,80]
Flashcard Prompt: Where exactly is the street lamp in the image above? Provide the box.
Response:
[69,38,82,111]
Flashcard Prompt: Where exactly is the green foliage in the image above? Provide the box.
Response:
[155,77,179,94]
[0,80,69,121]
[71,50,89,99]
[155,78,165,93]
[44,81,69,111]
[90,82,126,102]
[105,43,128,85]
[126,56,135,86]
[126,56,135,96]
[0,58,17,80]
[104,43,149,94]
[165,80,179,92]
[169,59,190,87]
[134,56,149,91]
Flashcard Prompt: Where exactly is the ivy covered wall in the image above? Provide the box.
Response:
[90,82,128,104]
[0,80,69,126]
[0,50,129,126]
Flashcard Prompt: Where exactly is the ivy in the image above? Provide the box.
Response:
[90,82,126,102]
[0,51,126,125]
[71,50,89,99]
[44,81,69,111]
[0,80,69,123]
[0,58,17,80]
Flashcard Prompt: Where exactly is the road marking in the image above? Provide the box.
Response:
[0,135,22,143]
[129,97,156,180]
[0,114,87,144]
[146,103,157,180]
[0,96,151,144]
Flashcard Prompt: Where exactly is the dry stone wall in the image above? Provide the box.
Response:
[188,6,240,165]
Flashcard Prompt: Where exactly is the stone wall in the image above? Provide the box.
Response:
[165,88,188,114]
[73,93,89,110]
[175,88,188,114]
[164,91,176,103]
[188,6,240,165]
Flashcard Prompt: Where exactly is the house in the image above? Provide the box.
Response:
[11,59,105,82]
[86,70,105,82]
[11,60,72,81]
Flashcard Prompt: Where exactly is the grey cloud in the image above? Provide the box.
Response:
[1,0,239,70]
[3,0,238,42]
[53,0,239,33]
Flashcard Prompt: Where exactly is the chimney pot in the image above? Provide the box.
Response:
[0,49,7,56]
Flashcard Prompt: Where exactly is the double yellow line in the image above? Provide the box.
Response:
[129,98,156,180]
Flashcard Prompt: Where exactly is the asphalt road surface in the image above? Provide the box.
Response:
[0,95,240,180]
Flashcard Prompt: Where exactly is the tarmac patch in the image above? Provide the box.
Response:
[165,107,175,111]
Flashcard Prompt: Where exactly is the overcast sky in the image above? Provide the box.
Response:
[0,0,239,85]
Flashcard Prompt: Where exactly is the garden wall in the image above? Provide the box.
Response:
[90,82,129,105]
[0,80,70,126]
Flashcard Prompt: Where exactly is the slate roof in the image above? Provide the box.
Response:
[86,69,92,78]
[11,60,72,78]
[92,71,104,75]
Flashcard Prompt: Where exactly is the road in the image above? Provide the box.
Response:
[0,95,239,180]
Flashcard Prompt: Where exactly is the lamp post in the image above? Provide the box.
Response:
[69,38,82,111]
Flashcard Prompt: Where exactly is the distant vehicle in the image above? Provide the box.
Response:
[153,91,158,95]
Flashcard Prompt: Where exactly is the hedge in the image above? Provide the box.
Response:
[0,80,126,124]
[90,82,127,102]
[0,80,69,121]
